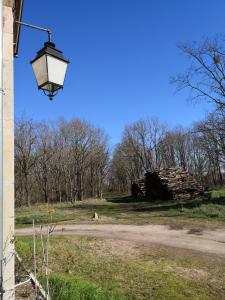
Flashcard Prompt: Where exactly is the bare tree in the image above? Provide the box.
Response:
[172,36,225,111]
[35,122,53,204]
[15,118,37,206]
[109,118,167,192]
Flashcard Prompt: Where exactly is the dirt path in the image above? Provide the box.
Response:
[16,224,225,257]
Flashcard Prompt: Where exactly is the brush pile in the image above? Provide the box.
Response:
[132,167,204,200]
[131,179,145,198]
[145,167,204,200]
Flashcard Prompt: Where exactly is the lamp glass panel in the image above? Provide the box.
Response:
[31,55,48,87]
[47,55,68,86]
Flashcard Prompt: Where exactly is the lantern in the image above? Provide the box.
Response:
[31,42,69,100]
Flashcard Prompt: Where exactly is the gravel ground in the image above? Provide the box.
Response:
[16,223,225,256]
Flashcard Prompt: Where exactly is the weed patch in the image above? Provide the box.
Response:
[40,274,125,300]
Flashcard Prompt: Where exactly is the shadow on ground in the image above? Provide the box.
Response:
[105,193,225,213]
[56,193,225,216]
[106,194,144,203]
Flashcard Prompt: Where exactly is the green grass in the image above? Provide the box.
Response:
[16,189,225,228]
[40,274,125,300]
[182,203,225,218]
[16,235,225,300]
[210,189,225,198]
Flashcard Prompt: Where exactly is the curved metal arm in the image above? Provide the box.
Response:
[15,21,52,42]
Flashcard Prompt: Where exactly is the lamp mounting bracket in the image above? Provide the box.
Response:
[15,21,52,42]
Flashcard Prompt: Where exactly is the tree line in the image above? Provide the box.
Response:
[15,117,109,206]
[15,112,225,204]
[109,112,225,192]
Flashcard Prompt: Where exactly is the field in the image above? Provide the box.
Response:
[16,190,225,228]
[15,190,225,299]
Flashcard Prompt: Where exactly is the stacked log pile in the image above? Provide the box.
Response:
[145,167,204,201]
[131,179,145,198]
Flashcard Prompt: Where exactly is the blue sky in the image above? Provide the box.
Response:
[15,0,223,145]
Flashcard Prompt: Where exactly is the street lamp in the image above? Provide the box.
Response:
[16,20,69,100]
[31,41,69,100]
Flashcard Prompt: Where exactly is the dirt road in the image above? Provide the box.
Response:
[16,224,225,256]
